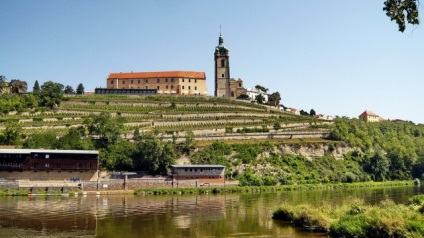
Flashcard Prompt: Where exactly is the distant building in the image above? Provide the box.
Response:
[171,165,225,187]
[359,110,382,122]
[229,78,247,99]
[106,71,208,95]
[246,87,268,103]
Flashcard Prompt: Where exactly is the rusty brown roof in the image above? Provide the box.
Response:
[108,71,206,80]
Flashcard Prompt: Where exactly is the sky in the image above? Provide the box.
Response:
[1,1,423,123]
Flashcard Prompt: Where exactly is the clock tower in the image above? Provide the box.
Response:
[214,33,231,98]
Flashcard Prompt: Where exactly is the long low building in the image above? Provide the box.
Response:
[0,149,99,181]
[107,71,208,95]
[171,165,225,187]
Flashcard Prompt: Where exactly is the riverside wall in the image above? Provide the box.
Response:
[0,177,227,191]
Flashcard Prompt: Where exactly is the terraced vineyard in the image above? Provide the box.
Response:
[0,95,331,141]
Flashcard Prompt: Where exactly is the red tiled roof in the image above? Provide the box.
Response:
[108,71,206,80]
[359,110,379,117]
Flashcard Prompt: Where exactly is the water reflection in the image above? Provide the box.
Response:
[0,185,422,237]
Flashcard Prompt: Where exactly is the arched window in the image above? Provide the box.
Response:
[221,59,225,67]
[231,91,235,97]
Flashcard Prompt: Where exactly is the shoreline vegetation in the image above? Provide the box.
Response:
[273,193,424,238]
[0,180,414,196]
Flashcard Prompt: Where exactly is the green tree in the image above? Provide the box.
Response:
[268,91,281,107]
[255,94,265,104]
[39,81,64,108]
[64,85,75,94]
[310,109,316,116]
[255,85,268,93]
[0,122,23,145]
[23,130,58,149]
[76,83,85,94]
[364,151,390,181]
[383,0,419,32]
[182,130,196,154]
[55,127,94,150]
[300,110,309,116]
[32,80,40,95]
[101,139,135,171]
[134,132,176,174]
[84,113,126,148]
[273,122,281,131]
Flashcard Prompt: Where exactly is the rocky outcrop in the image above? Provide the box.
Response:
[276,143,354,160]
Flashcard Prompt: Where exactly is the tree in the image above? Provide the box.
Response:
[39,81,64,108]
[84,113,126,147]
[364,151,390,181]
[273,122,281,132]
[383,0,419,32]
[0,75,6,84]
[255,85,268,93]
[300,110,309,116]
[0,122,23,145]
[76,83,84,94]
[64,85,75,94]
[23,130,58,149]
[134,132,177,175]
[182,130,196,154]
[268,91,281,107]
[32,80,40,95]
[255,94,265,104]
[9,79,28,94]
[310,109,316,116]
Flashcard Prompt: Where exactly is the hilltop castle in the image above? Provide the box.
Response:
[101,33,246,98]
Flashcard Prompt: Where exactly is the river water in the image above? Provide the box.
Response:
[0,185,423,238]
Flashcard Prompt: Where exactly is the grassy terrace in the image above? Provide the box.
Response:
[0,94,328,139]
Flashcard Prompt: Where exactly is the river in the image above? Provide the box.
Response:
[0,185,422,237]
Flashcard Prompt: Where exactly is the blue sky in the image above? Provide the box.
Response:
[1,1,423,123]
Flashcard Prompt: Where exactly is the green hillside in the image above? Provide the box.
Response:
[2,93,424,186]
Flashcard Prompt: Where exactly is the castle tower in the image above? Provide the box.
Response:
[214,33,231,98]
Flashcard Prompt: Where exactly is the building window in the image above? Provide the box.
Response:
[165,78,168,82]
[138,80,140,83]
[195,86,197,90]
[221,59,225,67]
[195,79,197,83]
[131,80,133,84]
[239,83,242,87]
[171,78,174,82]
[111,80,114,84]
[146,79,148,83]
[222,74,224,77]
[157,79,160,83]
[182,79,185,83]
[189,79,191,83]
[171,85,174,89]
[157,86,160,90]
[166,85,168,89]
[123,81,126,85]
[146,86,148,89]
[188,86,191,90]
[182,86,185,90]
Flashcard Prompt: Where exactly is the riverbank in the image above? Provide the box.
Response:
[135,180,413,195]
[0,180,414,196]
[272,194,424,237]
